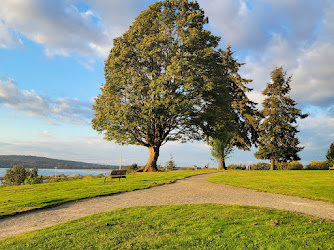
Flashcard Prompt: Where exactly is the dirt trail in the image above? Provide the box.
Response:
[1,173,333,239]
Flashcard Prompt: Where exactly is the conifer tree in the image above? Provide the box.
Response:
[326,143,334,167]
[255,67,308,170]
[206,47,260,170]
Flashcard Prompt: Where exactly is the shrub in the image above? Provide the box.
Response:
[275,161,289,170]
[4,165,29,185]
[126,164,139,173]
[185,167,196,170]
[288,161,304,170]
[24,175,43,185]
[3,166,43,185]
[250,162,270,170]
[305,161,329,170]
[227,164,246,170]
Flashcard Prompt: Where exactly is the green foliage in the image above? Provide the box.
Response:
[326,142,334,166]
[4,165,28,185]
[288,161,304,170]
[210,132,234,170]
[126,164,139,173]
[275,161,289,170]
[227,164,246,170]
[0,170,213,218]
[305,161,329,170]
[166,155,176,171]
[207,171,334,203]
[2,204,333,249]
[92,0,228,171]
[24,176,43,185]
[255,67,308,166]
[249,162,270,170]
[92,1,259,171]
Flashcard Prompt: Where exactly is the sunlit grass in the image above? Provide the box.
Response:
[0,170,214,218]
[207,171,334,203]
[1,204,333,249]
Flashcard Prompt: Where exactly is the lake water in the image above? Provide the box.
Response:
[0,168,113,178]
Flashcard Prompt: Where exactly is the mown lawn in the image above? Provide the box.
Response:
[0,170,213,218]
[1,204,333,249]
[207,171,334,203]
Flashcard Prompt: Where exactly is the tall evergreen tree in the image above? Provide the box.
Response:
[92,0,232,172]
[326,143,334,167]
[206,47,260,169]
[255,67,308,170]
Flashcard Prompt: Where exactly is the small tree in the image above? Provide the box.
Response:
[210,132,234,170]
[326,143,334,167]
[255,67,308,170]
[4,165,28,185]
[166,154,176,171]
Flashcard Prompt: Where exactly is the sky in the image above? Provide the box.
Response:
[0,0,333,168]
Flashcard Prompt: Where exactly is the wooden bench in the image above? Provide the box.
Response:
[104,169,127,183]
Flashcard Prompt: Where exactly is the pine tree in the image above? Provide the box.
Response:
[166,154,176,171]
[255,67,308,170]
[206,47,260,169]
[326,143,334,167]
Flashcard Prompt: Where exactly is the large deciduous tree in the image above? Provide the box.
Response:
[254,67,308,170]
[92,0,228,172]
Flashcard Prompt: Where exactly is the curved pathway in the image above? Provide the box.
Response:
[1,173,333,239]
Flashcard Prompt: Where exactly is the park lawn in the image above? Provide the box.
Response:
[207,171,334,203]
[0,204,333,249]
[0,170,213,218]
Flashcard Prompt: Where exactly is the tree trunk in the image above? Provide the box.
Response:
[141,146,160,172]
[218,157,227,170]
[270,158,275,170]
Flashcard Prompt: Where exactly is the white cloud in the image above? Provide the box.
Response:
[0,0,110,58]
[0,78,93,124]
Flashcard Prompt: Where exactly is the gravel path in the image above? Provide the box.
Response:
[1,173,333,239]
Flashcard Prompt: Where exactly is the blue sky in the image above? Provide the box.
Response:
[0,0,333,167]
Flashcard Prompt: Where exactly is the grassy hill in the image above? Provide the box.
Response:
[0,155,115,169]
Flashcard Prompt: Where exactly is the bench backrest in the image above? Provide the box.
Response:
[110,169,127,176]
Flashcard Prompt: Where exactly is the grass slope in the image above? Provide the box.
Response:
[207,171,334,203]
[0,170,212,218]
[1,204,333,249]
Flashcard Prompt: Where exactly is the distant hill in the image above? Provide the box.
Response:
[0,155,118,169]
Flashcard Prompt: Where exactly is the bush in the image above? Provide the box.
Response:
[24,175,43,185]
[126,164,139,173]
[305,161,329,170]
[4,166,43,185]
[288,161,304,170]
[275,162,289,170]
[250,162,270,170]
[227,164,246,170]
[185,167,196,170]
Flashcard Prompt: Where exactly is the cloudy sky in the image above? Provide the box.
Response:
[0,0,333,167]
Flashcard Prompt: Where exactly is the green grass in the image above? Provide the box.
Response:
[207,171,334,203]
[1,204,333,249]
[0,170,213,218]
